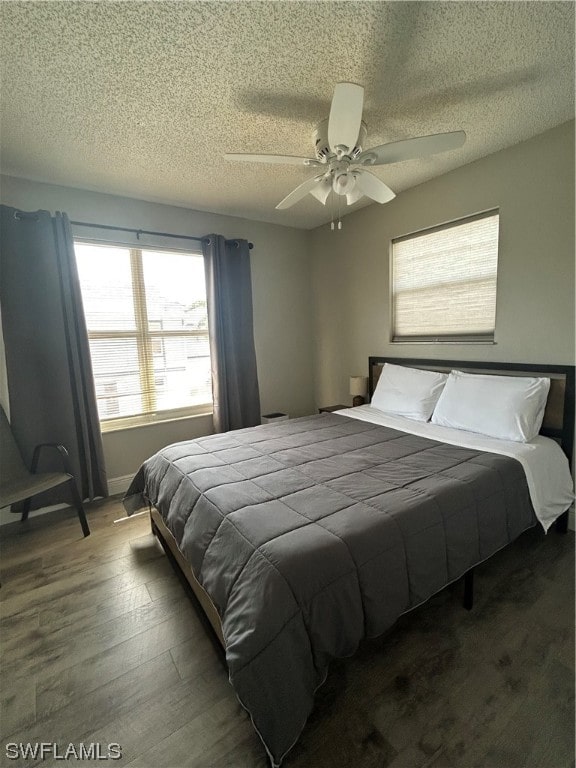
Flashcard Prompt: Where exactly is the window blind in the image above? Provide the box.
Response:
[75,242,212,430]
[391,210,499,343]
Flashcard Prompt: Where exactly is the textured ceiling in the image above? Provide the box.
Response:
[1,1,574,230]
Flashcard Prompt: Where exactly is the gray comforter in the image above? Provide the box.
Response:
[123,412,535,765]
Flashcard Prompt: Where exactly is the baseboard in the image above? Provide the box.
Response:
[107,474,134,497]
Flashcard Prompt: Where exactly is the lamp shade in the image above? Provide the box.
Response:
[349,375,368,397]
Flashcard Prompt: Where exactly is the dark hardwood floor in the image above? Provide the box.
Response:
[0,497,574,768]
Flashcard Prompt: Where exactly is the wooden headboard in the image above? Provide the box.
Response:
[368,357,575,463]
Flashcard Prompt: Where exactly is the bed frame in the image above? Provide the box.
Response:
[151,357,575,650]
[150,506,226,653]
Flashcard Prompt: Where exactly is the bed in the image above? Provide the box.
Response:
[123,357,574,766]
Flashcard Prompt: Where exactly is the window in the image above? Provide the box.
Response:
[391,210,499,343]
[74,242,212,431]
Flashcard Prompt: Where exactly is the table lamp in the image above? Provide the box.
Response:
[350,375,368,407]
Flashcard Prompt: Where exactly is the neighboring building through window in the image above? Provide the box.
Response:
[74,242,212,431]
[391,210,499,343]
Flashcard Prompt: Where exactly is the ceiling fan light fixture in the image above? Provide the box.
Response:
[225,82,466,217]
[345,187,364,205]
[332,171,355,195]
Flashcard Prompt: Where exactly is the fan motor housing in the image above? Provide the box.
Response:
[313,118,367,161]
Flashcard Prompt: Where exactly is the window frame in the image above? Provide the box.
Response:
[74,240,213,432]
[389,209,500,344]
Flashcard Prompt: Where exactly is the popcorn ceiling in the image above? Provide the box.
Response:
[1,1,573,229]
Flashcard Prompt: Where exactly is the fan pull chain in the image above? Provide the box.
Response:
[329,192,344,230]
[330,188,335,230]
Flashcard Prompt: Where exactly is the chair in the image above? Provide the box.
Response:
[0,406,90,537]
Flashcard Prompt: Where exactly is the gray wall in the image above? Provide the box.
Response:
[310,121,575,407]
[0,177,316,482]
[1,120,574,487]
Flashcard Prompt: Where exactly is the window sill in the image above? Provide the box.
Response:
[100,408,213,434]
[390,340,497,345]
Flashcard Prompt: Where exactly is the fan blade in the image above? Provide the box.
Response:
[310,176,333,205]
[357,131,466,166]
[225,153,321,167]
[276,175,326,210]
[354,171,396,204]
[328,82,364,154]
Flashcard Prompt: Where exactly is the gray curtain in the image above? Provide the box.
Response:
[202,235,261,432]
[0,206,108,505]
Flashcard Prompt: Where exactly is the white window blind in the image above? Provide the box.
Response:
[391,210,499,343]
[74,242,212,431]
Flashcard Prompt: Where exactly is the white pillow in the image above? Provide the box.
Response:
[431,370,550,442]
[371,363,448,422]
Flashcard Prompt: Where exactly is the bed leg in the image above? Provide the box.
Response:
[555,510,569,534]
[463,568,474,611]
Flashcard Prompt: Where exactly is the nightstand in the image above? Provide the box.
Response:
[318,405,347,413]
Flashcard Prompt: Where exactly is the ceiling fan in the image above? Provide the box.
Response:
[225,82,466,214]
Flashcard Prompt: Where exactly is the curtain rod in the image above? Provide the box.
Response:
[70,219,254,249]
